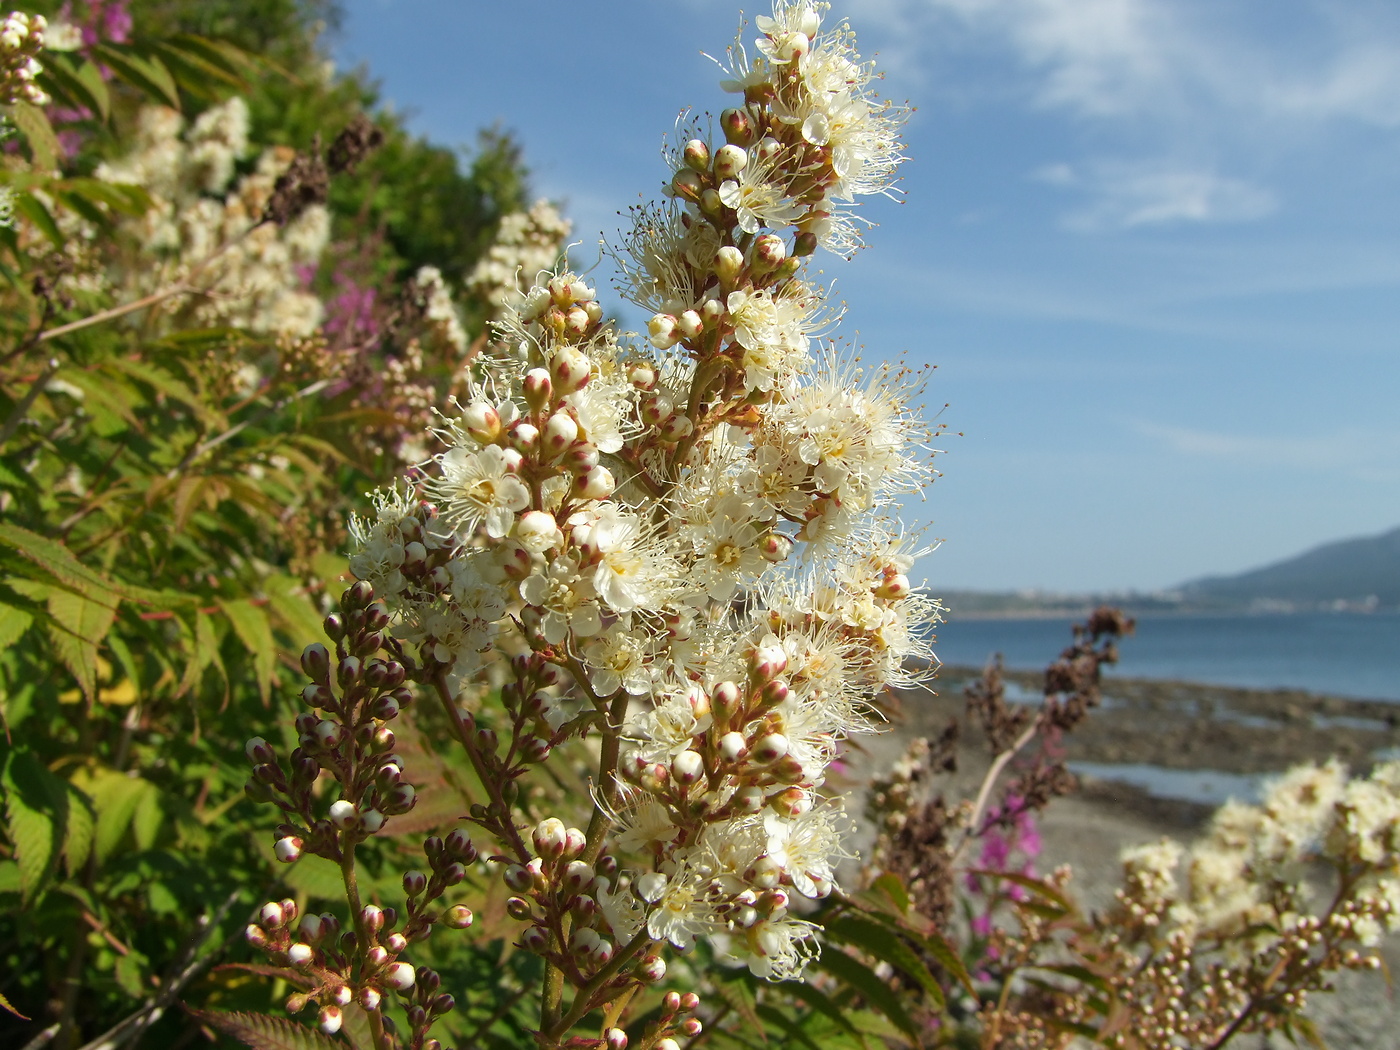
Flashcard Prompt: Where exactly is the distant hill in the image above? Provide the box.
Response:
[1179,525,1400,609]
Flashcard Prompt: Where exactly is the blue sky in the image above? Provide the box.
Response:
[334,0,1400,593]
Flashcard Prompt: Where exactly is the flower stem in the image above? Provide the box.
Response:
[339,840,390,1050]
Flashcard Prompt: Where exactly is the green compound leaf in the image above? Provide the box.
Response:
[2,750,66,903]
[816,946,918,1043]
[186,1009,348,1050]
[824,913,946,1012]
[219,599,276,705]
[45,586,120,702]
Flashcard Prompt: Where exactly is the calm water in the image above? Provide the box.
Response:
[932,611,1400,702]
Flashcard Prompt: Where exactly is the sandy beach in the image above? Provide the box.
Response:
[860,667,1400,1049]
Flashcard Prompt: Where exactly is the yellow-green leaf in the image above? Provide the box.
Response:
[0,602,34,649]
[2,750,64,903]
[186,1009,345,1050]
[46,587,119,702]
[8,101,60,172]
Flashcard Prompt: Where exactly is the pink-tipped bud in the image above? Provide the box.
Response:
[734,785,765,813]
[713,680,742,718]
[260,901,286,928]
[506,896,534,921]
[714,143,748,179]
[319,1006,343,1035]
[683,1018,704,1037]
[314,721,344,749]
[331,985,352,1007]
[246,737,275,765]
[360,987,382,1012]
[606,1027,629,1050]
[637,954,667,982]
[683,138,710,172]
[628,363,657,390]
[719,731,748,763]
[551,346,591,393]
[641,394,674,427]
[366,945,389,966]
[523,368,553,412]
[752,233,787,271]
[772,786,812,817]
[572,465,615,500]
[385,932,408,953]
[385,961,416,991]
[533,817,568,860]
[760,532,792,563]
[328,799,358,830]
[300,683,333,708]
[700,186,724,217]
[521,736,552,763]
[445,827,477,860]
[300,642,330,682]
[445,905,474,929]
[648,313,681,350]
[564,305,591,336]
[362,905,384,933]
[542,411,578,456]
[677,309,704,338]
[521,926,549,952]
[371,694,400,721]
[760,678,790,706]
[563,826,587,859]
[663,991,682,1014]
[750,645,788,681]
[874,573,911,600]
[386,784,416,811]
[563,860,595,893]
[752,733,790,765]
[659,413,693,442]
[361,809,386,833]
[274,836,303,863]
[461,401,501,443]
[714,245,744,285]
[680,991,700,1012]
[672,750,705,785]
[371,726,396,753]
[287,942,314,967]
[245,924,269,949]
[671,167,704,202]
[508,420,539,452]
[721,107,756,145]
[563,442,600,472]
[298,913,324,942]
[503,864,531,892]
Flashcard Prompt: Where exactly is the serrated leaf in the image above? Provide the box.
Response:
[45,587,119,702]
[825,914,945,1012]
[2,750,65,903]
[277,851,344,902]
[187,1008,346,1050]
[61,781,95,876]
[78,768,149,863]
[9,101,60,172]
[219,599,275,703]
[715,969,766,1043]
[0,602,34,649]
[816,948,917,1043]
[0,523,141,602]
[132,781,162,850]
[0,987,28,1020]
[92,46,181,109]
[265,576,327,658]
[867,872,910,915]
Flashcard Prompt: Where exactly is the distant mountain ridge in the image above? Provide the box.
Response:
[1179,525,1400,608]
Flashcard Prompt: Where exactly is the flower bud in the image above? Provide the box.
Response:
[245,923,269,949]
[752,233,787,271]
[431,993,456,1016]
[564,826,587,859]
[564,305,591,336]
[572,465,615,501]
[260,901,286,928]
[663,991,682,1014]
[323,612,345,640]
[508,420,540,452]
[772,785,812,816]
[551,346,592,393]
[506,896,534,921]
[637,954,667,982]
[714,143,749,179]
[718,731,748,763]
[714,245,744,285]
[641,394,674,427]
[359,987,381,1012]
[721,107,756,146]
[672,750,705,785]
[659,413,694,442]
[336,655,360,689]
[386,784,416,812]
[365,946,387,967]
[371,695,400,721]
[734,785,765,812]
[288,942,314,967]
[503,864,531,892]
[299,913,324,942]
[362,904,384,933]
[523,368,553,412]
[750,644,788,681]
[521,736,552,763]
[752,733,790,764]
[371,726,396,753]
[628,363,657,390]
[760,678,789,707]
[671,167,704,202]
[542,411,579,456]
[563,442,600,472]
[445,827,477,861]
[874,573,911,600]
[245,737,275,766]
[274,835,303,863]
[606,1028,629,1050]
[328,799,358,830]
[562,860,595,893]
[760,532,793,562]
[521,926,549,952]
[461,401,501,443]
[533,817,568,860]
[700,186,725,217]
[445,905,474,929]
[682,1018,703,1037]
[647,313,681,350]
[319,1006,343,1035]
[683,138,710,171]
[385,961,416,991]
[300,683,334,708]
[385,932,408,952]
[793,230,819,256]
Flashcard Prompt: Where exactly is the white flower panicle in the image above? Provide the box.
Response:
[467,199,571,318]
[348,1,939,982]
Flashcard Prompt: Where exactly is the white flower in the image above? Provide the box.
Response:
[428,444,530,539]
[718,146,805,235]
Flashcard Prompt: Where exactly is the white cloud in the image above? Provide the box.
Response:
[1038,162,1277,231]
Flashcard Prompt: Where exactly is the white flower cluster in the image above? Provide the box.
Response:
[349,1,937,982]
[0,11,47,107]
[1120,760,1400,953]
[96,97,329,336]
[466,199,571,318]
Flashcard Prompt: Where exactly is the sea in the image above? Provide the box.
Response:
[931,610,1400,703]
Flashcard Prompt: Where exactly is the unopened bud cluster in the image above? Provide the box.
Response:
[0,12,47,107]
